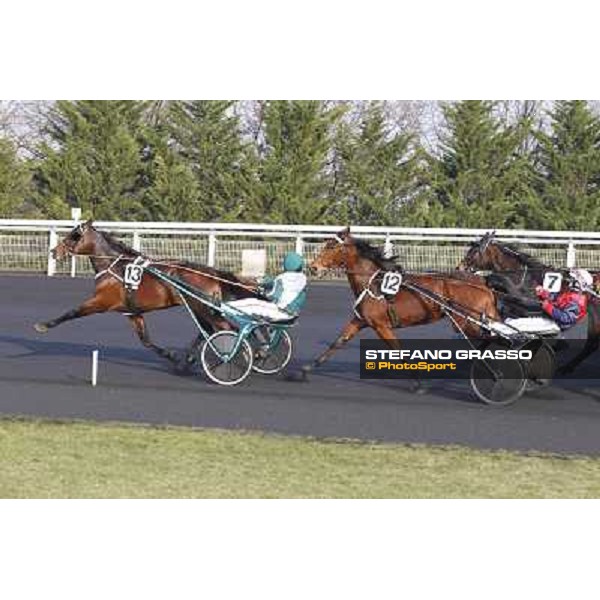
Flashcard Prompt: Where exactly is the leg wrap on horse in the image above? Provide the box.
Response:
[125,288,142,315]
[387,301,402,328]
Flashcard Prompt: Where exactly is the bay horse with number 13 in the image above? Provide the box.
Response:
[34,220,255,367]
[303,227,500,387]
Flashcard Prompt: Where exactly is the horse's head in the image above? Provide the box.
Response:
[458,231,498,271]
[310,226,352,277]
[52,219,98,259]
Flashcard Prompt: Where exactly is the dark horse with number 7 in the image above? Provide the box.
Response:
[34,220,255,367]
[458,231,600,374]
[303,227,500,386]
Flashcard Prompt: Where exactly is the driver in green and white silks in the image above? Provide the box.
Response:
[228,252,307,321]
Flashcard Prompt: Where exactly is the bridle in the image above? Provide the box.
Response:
[59,224,85,255]
[464,234,494,267]
[326,233,385,319]
[464,236,530,286]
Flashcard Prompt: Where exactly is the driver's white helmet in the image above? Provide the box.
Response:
[569,268,593,289]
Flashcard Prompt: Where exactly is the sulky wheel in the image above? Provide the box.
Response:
[520,339,556,392]
[251,328,293,375]
[470,353,527,407]
[200,331,254,386]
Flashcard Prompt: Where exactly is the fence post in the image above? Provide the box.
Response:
[208,232,217,267]
[47,228,57,277]
[567,241,576,268]
[132,231,141,252]
[69,208,81,278]
[295,234,304,255]
[383,233,393,258]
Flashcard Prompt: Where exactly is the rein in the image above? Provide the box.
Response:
[402,279,487,320]
[63,250,259,293]
[325,234,494,320]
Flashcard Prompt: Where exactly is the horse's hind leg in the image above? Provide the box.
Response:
[34,297,108,333]
[371,322,425,394]
[182,307,232,367]
[127,314,177,364]
[558,302,600,374]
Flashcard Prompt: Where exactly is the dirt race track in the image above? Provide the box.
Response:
[1,274,600,455]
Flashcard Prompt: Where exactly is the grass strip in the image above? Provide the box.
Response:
[0,418,598,498]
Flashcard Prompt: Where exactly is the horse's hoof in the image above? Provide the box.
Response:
[161,350,180,366]
[300,365,313,380]
[410,382,427,395]
[525,378,551,392]
[173,361,193,376]
[284,369,308,382]
[34,322,48,334]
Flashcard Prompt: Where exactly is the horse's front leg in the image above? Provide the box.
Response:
[302,317,365,375]
[371,322,425,394]
[34,296,109,333]
[558,302,600,374]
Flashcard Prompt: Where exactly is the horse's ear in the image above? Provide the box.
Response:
[335,226,351,240]
[84,219,94,229]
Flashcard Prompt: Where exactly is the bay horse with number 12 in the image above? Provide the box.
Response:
[34,220,255,367]
[303,227,500,386]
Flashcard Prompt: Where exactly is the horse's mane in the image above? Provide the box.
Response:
[99,229,139,256]
[99,228,251,296]
[353,238,400,271]
[496,241,548,271]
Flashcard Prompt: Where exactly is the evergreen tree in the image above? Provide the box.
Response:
[250,101,344,223]
[167,101,254,221]
[136,120,200,221]
[533,100,600,230]
[33,101,147,219]
[331,101,420,226]
[426,100,536,228]
[0,137,31,217]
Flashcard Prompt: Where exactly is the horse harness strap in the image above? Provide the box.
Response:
[332,233,399,322]
[95,255,151,316]
[353,270,384,319]
[95,255,125,283]
[124,256,152,315]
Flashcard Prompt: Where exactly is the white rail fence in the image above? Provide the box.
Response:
[1,219,600,278]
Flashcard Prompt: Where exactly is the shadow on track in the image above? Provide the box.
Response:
[0,334,171,375]
[283,358,483,407]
